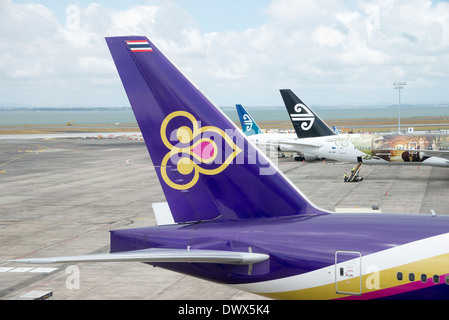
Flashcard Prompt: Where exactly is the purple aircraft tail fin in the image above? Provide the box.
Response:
[106,36,323,223]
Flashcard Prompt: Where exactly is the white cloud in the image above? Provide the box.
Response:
[1,0,449,107]
[313,25,345,47]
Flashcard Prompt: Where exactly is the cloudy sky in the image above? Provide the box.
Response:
[1,0,449,108]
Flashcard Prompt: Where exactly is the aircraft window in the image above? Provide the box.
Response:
[446,275,449,285]
[397,272,403,281]
[409,273,415,282]
[421,274,427,283]
[433,275,440,284]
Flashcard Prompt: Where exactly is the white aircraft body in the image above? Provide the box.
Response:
[280,89,449,168]
[236,103,327,159]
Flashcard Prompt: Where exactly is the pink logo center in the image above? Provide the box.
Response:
[191,141,215,160]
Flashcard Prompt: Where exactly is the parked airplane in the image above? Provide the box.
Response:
[236,103,323,160]
[235,103,298,155]
[10,36,449,299]
[280,89,449,168]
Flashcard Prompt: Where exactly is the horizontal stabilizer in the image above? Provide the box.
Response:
[420,150,449,161]
[278,140,323,149]
[9,248,269,265]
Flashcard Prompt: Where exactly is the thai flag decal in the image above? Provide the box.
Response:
[126,40,153,52]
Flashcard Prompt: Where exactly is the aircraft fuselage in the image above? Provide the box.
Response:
[287,133,449,167]
[110,212,449,299]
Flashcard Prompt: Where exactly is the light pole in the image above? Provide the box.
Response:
[393,82,407,133]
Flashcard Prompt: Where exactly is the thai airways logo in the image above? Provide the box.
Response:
[290,103,315,131]
[160,111,242,190]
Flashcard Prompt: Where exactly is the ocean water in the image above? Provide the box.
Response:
[0,105,448,126]
[222,105,449,122]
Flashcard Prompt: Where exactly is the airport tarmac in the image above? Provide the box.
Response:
[1,136,449,300]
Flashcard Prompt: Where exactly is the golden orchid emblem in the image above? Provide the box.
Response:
[160,111,242,190]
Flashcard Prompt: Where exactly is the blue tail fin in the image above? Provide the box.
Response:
[106,36,322,223]
[236,104,263,136]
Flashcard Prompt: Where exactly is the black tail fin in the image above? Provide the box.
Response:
[280,89,336,138]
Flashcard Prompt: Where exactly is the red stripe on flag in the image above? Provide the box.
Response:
[131,49,153,52]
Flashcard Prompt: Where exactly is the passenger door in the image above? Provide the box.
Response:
[335,251,362,296]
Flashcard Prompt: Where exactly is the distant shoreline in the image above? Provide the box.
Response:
[258,117,449,133]
[2,103,449,111]
[0,123,139,135]
[1,116,449,135]
[2,105,448,126]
